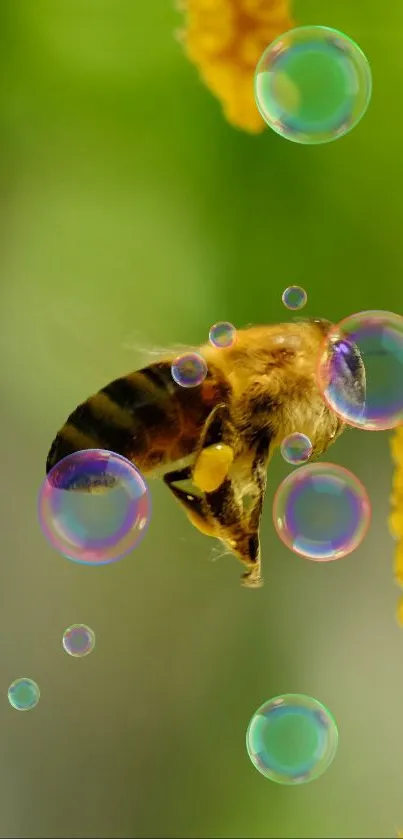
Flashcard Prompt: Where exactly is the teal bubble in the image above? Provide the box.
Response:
[254,26,372,145]
[8,678,40,711]
[246,694,338,784]
[282,285,307,311]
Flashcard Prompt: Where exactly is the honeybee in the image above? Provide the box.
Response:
[46,318,365,588]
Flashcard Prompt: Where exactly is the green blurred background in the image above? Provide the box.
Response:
[1,0,402,837]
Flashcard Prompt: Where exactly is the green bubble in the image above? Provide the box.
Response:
[8,677,40,711]
[254,26,372,145]
[246,693,338,784]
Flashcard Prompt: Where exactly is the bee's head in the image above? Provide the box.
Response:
[293,316,334,337]
[323,333,366,415]
[295,317,366,413]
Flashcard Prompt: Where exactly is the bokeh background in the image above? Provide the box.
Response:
[0,0,402,837]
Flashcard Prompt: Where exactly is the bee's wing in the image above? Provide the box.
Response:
[121,330,199,365]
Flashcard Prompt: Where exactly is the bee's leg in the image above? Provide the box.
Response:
[247,437,270,534]
[202,478,264,588]
[163,466,255,586]
[192,404,236,493]
[234,436,271,588]
[164,456,267,590]
[163,467,217,537]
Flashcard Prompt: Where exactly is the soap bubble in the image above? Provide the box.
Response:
[281,432,313,465]
[273,461,371,560]
[62,624,95,657]
[38,449,151,565]
[317,310,403,431]
[209,321,237,349]
[246,693,338,784]
[254,25,372,144]
[171,352,207,388]
[282,286,307,311]
[8,678,40,711]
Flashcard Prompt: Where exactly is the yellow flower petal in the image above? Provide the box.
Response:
[394,541,403,588]
[390,428,403,600]
[397,595,403,626]
[390,427,403,467]
[389,507,403,540]
[178,0,295,132]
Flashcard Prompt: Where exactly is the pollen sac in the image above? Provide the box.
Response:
[193,443,234,493]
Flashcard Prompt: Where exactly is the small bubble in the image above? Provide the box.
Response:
[8,678,40,711]
[282,285,307,311]
[171,352,207,388]
[62,624,95,658]
[281,432,313,465]
[209,321,237,349]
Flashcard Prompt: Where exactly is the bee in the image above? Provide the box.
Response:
[45,318,365,588]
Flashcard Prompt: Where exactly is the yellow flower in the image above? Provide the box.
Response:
[394,541,403,589]
[177,0,295,132]
[390,428,403,622]
[397,595,403,627]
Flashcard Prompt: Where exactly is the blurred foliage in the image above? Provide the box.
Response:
[0,0,402,837]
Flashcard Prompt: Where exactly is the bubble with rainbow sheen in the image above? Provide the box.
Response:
[282,285,307,311]
[8,678,40,711]
[62,624,95,658]
[246,693,338,784]
[209,321,237,349]
[273,461,371,561]
[317,310,403,431]
[254,25,372,145]
[281,432,313,465]
[171,352,207,388]
[38,449,151,565]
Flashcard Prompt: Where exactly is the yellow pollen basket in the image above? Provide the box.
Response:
[193,443,234,493]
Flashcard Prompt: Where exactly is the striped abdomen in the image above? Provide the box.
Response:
[46,360,230,477]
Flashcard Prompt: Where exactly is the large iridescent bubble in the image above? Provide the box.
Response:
[246,694,338,784]
[317,310,403,431]
[38,449,151,565]
[273,462,371,560]
[254,26,372,145]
